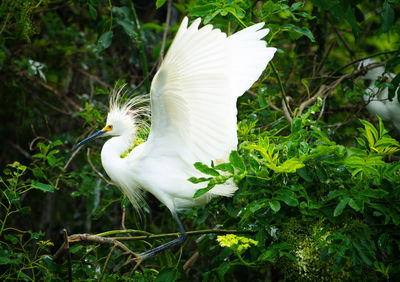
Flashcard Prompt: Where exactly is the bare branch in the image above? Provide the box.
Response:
[86,148,114,185]
[98,244,116,282]
[298,62,387,116]
[64,229,72,282]
[158,0,172,65]
[183,251,199,275]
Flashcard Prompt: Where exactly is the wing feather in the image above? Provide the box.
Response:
[146,17,276,165]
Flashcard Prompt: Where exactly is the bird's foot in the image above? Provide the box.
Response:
[126,252,152,272]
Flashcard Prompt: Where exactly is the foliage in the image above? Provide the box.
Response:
[192,99,400,280]
[0,0,400,281]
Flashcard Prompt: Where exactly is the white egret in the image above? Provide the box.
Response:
[359,59,400,132]
[75,17,276,262]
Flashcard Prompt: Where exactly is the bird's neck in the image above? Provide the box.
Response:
[100,131,136,187]
[101,127,136,167]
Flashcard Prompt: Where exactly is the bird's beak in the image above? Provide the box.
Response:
[74,128,108,150]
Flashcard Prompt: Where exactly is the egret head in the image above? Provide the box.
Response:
[74,86,149,150]
[103,107,136,137]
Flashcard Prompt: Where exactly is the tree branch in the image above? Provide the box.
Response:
[158,0,172,66]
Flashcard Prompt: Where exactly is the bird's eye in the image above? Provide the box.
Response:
[107,125,113,131]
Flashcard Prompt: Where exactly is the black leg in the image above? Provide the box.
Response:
[136,211,187,261]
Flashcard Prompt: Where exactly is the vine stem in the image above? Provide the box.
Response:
[128,0,150,92]
[270,61,293,118]
[93,228,256,241]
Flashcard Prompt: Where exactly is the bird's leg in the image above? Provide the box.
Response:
[137,211,187,261]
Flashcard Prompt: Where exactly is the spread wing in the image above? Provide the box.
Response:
[145,17,276,165]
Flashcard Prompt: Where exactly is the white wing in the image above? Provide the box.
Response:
[146,17,276,165]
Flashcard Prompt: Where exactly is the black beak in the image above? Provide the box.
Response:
[74,130,107,150]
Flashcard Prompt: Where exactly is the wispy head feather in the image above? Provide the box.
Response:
[107,85,150,137]
[109,84,150,121]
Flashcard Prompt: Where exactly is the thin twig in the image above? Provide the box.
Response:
[309,51,398,98]
[98,244,116,282]
[270,61,293,119]
[89,77,95,102]
[0,12,10,35]
[333,27,353,58]
[331,51,398,76]
[297,62,386,116]
[10,143,32,159]
[64,229,72,282]
[86,148,114,185]
[282,96,293,124]
[71,234,138,255]
[20,71,83,111]
[55,149,81,188]
[121,195,127,230]
[183,251,199,275]
[158,0,172,66]
[316,40,336,74]
[29,136,48,151]
[246,90,282,112]
[246,90,258,97]
[72,65,111,89]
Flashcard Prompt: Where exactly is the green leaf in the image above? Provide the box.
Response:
[214,163,234,174]
[31,181,56,192]
[360,119,378,146]
[188,176,209,184]
[359,188,388,199]
[269,200,281,212]
[275,190,298,207]
[116,19,137,39]
[272,158,304,173]
[5,234,19,244]
[353,240,373,266]
[88,4,97,20]
[327,190,344,200]
[216,262,231,280]
[381,1,394,32]
[18,206,31,215]
[283,24,315,42]
[70,245,83,254]
[47,155,57,166]
[348,198,360,211]
[193,183,216,198]
[388,73,400,102]
[333,197,350,216]
[194,162,220,176]
[156,267,179,281]
[333,254,346,272]
[385,55,400,72]
[297,167,312,182]
[156,0,167,9]
[229,151,245,172]
[97,31,113,52]
[345,8,360,40]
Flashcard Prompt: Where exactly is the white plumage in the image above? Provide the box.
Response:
[76,17,276,261]
[359,59,400,132]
